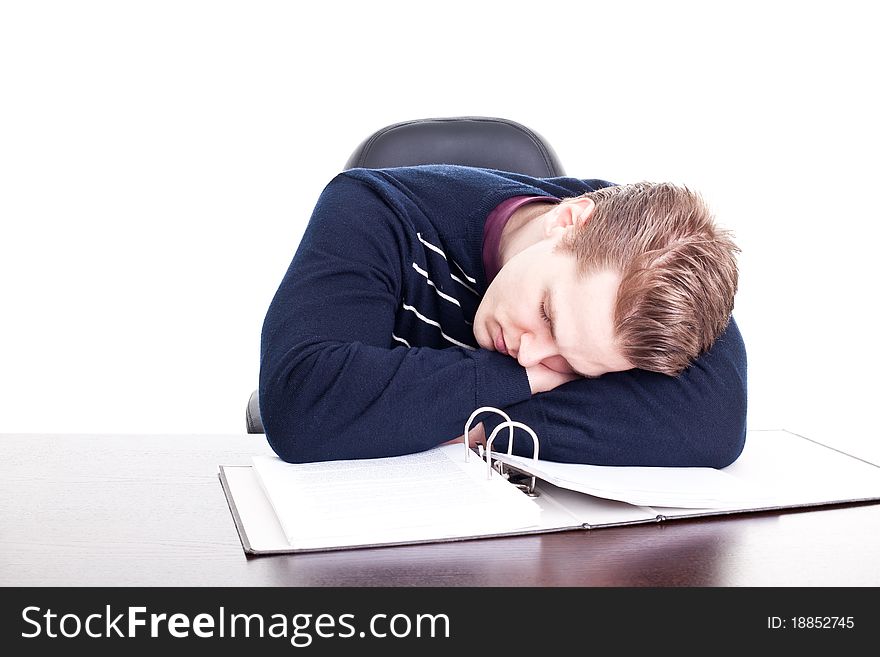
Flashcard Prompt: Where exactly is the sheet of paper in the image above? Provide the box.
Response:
[490,451,773,508]
[532,480,659,526]
[723,429,880,506]
[251,444,541,550]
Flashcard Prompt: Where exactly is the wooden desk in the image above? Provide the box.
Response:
[2,433,879,586]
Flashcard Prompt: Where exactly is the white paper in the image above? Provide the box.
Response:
[490,451,773,508]
[251,444,541,550]
[723,429,880,506]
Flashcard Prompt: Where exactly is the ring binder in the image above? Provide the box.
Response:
[486,420,540,495]
[463,406,513,463]
[464,406,540,497]
[463,407,543,496]
[219,413,880,555]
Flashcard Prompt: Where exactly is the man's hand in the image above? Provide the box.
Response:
[440,363,579,448]
[525,363,581,394]
[441,421,486,448]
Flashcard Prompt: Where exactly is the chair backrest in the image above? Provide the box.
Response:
[344,116,565,177]
[248,116,566,433]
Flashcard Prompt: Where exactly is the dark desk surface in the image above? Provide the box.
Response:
[3,433,879,587]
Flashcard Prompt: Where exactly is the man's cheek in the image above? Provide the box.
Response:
[542,356,576,374]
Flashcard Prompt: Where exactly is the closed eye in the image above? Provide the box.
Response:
[539,301,551,323]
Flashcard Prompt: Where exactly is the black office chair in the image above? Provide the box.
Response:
[247,116,566,433]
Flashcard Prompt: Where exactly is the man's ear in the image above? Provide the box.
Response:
[543,197,596,236]
[567,197,596,229]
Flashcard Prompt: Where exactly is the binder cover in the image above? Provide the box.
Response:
[219,429,880,555]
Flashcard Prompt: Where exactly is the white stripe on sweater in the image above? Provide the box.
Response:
[411,262,461,307]
[451,274,478,296]
[401,303,477,351]
[391,333,411,347]
[416,232,447,259]
[451,259,477,284]
[417,232,478,296]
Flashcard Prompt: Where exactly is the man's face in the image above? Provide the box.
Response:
[474,227,634,378]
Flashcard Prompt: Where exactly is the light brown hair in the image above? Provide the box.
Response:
[557,182,739,376]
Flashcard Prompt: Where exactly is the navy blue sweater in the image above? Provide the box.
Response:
[259,165,747,467]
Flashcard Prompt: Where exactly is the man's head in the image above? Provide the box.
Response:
[473,182,739,377]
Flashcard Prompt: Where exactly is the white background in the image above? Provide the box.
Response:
[1,1,877,462]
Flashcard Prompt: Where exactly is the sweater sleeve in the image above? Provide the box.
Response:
[480,318,748,468]
[259,174,531,463]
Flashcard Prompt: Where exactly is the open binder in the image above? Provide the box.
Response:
[219,407,880,555]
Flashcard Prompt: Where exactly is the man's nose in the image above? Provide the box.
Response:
[516,333,557,368]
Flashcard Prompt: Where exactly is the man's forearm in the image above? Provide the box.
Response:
[480,318,748,467]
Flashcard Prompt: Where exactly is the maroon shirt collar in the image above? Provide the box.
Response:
[481,195,559,284]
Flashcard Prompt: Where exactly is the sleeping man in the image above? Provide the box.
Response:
[258,165,746,466]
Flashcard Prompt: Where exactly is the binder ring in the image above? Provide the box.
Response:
[486,421,539,482]
[463,406,513,462]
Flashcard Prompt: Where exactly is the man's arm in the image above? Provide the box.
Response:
[259,174,531,463]
[480,318,748,468]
